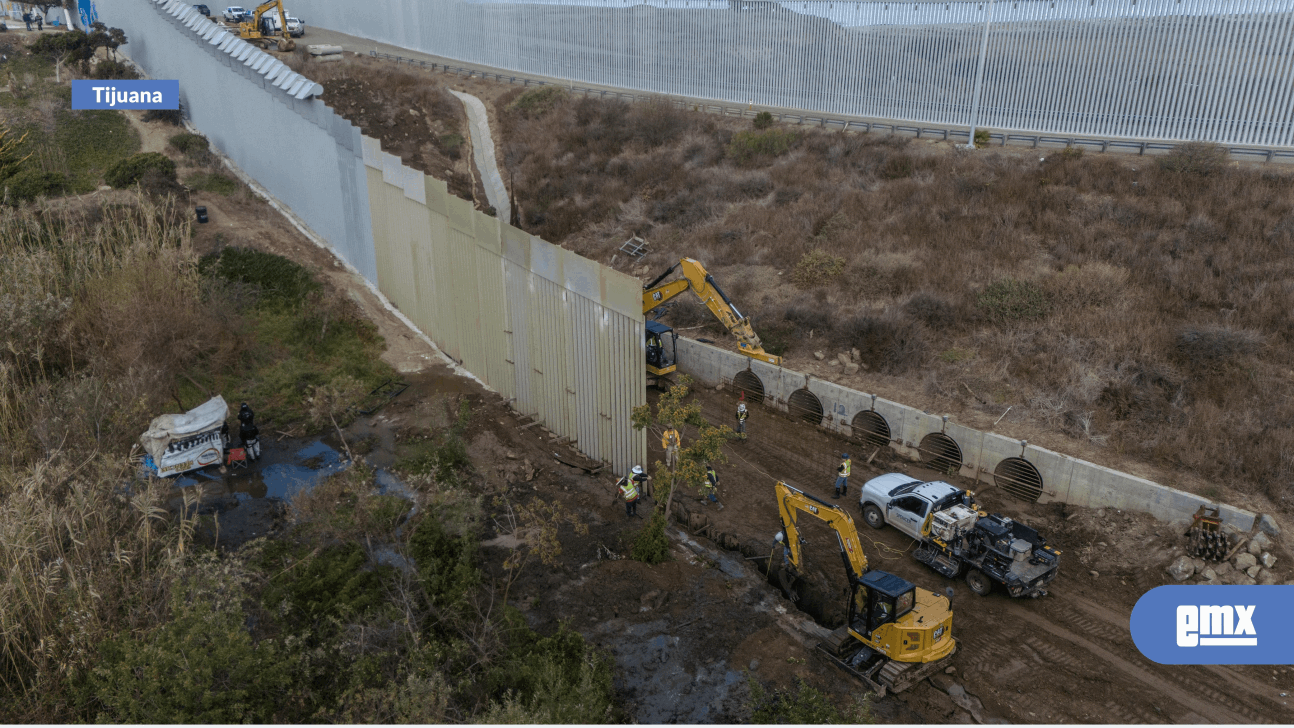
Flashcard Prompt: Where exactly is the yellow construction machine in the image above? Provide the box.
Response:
[774,480,956,696]
[641,258,779,387]
[237,0,295,51]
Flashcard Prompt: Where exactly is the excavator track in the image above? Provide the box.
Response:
[877,649,957,693]
[816,628,957,696]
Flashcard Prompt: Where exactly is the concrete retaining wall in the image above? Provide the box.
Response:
[677,337,1257,530]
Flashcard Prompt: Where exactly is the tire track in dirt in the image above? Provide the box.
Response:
[1012,608,1265,724]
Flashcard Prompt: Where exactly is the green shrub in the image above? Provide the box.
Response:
[976,278,1051,323]
[1160,141,1227,175]
[973,129,991,148]
[747,676,873,724]
[198,246,321,308]
[727,128,797,165]
[143,108,183,125]
[484,625,617,723]
[409,517,479,607]
[104,151,175,188]
[1,168,67,202]
[53,109,140,190]
[752,111,774,130]
[630,511,670,565]
[88,59,138,80]
[260,542,391,623]
[79,594,293,723]
[791,249,845,287]
[186,171,238,196]
[168,132,208,154]
[508,86,565,117]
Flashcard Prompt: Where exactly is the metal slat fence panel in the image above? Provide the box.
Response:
[311,0,1294,149]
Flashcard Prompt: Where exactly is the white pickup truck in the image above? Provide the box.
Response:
[859,473,1061,597]
[222,6,248,22]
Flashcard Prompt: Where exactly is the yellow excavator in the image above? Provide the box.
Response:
[238,0,295,51]
[641,258,779,387]
[775,480,956,696]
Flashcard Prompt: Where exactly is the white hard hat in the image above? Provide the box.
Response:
[775,532,784,542]
[632,465,644,475]
[738,403,747,411]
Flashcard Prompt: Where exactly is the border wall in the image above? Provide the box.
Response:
[675,338,1257,530]
[300,0,1294,149]
[96,0,648,473]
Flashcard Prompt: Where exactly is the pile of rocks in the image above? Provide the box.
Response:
[1167,532,1283,585]
[814,348,864,374]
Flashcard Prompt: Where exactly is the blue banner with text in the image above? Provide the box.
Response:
[1131,585,1294,664]
[71,80,179,110]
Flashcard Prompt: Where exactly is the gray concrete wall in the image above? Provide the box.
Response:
[676,337,1257,530]
[95,0,379,282]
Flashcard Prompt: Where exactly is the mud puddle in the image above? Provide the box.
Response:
[162,417,413,549]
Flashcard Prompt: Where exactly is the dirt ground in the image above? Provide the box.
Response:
[126,97,1294,723]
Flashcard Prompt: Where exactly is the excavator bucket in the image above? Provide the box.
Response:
[277,38,295,52]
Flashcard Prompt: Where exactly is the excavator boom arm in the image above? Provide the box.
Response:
[642,258,782,366]
[775,481,869,582]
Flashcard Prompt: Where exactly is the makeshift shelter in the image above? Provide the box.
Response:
[139,395,228,477]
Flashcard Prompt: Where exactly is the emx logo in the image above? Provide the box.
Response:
[1177,605,1256,646]
[1132,586,1291,664]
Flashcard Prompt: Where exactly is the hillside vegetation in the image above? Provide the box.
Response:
[494,89,1294,510]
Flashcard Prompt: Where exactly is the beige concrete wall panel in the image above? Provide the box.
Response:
[428,213,462,362]
[871,398,911,453]
[529,235,563,285]
[600,267,644,321]
[360,135,381,169]
[473,210,502,255]
[448,227,485,375]
[446,194,475,235]
[527,274,565,435]
[410,207,440,344]
[472,243,510,394]
[570,296,598,454]
[424,175,448,217]
[388,190,419,317]
[366,167,396,307]
[401,165,426,205]
[562,250,601,302]
[504,260,534,416]
[502,223,529,266]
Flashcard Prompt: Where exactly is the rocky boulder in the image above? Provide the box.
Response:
[1234,552,1258,571]
[1248,531,1272,556]
[1167,555,1195,581]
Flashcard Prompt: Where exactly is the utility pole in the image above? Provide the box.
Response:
[964,0,996,149]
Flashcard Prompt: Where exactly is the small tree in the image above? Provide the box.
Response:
[628,375,733,564]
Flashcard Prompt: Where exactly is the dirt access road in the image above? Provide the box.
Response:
[661,386,1294,723]
[134,100,1293,722]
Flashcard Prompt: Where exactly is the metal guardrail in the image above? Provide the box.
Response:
[367,51,1294,164]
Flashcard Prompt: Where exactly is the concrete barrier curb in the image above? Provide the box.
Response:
[676,337,1256,531]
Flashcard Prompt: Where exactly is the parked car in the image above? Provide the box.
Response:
[222,6,247,22]
[193,4,211,16]
[285,16,304,37]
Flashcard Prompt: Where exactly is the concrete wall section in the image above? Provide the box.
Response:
[97,0,379,283]
[363,142,647,473]
[674,337,1255,530]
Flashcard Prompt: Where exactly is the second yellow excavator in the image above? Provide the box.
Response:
[775,480,956,696]
[641,258,779,386]
[238,0,296,51]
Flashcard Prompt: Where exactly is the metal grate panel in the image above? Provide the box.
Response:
[851,410,891,449]
[994,456,1044,502]
[918,432,963,474]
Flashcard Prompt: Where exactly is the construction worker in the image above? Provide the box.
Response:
[702,463,721,507]
[23,11,31,31]
[774,530,791,562]
[34,13,41,31]
[735,393,748,439]
[238,402,261,462]
[617,465,650,518]
[661,425,680,470]
[833,453,851,498]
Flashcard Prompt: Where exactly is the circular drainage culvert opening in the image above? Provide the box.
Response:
[918,432,963,474]
[787,388,824,425]
[994,457,1044,502]
[732,370,765,402]
[852,410,891,449]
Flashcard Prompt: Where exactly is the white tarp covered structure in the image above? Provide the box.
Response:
[140,395,228,476]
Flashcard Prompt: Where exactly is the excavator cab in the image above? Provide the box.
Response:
[851,571,916,639]
[645,320,678,389]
